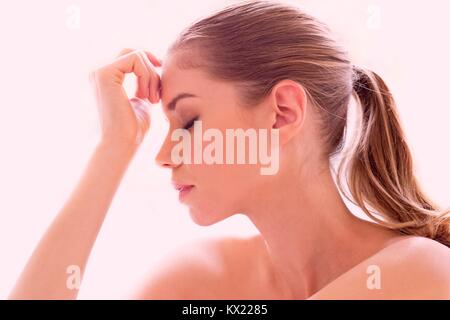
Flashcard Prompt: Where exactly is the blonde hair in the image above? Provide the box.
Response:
[168,0,450,247]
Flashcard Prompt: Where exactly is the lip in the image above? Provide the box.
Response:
[172,181,195,202]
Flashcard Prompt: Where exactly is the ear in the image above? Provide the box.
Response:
[270,80,308,145]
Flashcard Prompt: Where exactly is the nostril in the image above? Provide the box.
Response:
[155,144,180,168]
[155,156,173,169]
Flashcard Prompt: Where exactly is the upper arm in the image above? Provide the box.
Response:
[309,237,450,300]
[132,261,216,299]
[130,237,233,300]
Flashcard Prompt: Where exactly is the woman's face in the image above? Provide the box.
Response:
[156,54,278,226]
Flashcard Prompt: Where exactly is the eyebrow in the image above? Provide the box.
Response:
[167,93,198,111]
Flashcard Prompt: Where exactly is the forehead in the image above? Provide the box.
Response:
[159,54,236,114]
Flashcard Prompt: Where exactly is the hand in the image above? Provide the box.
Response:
[89,48,162,148]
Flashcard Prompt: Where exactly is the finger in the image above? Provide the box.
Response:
[115,49,161,102]
[137,51,161,103]
[117,48,162,67]
[116,49,151,99]
[135,53,152,99]
[116,48,134,58]
[113,51,151,99]
[142,50,163,67]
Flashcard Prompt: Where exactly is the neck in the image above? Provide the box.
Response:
[246,160,397,299]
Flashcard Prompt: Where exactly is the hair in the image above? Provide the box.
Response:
[167,0,450,247]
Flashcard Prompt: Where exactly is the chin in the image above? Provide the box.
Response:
[187,207,232,227]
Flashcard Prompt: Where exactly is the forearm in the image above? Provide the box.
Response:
[8,141,137,299]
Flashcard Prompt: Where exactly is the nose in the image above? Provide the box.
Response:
[155,135,179,169]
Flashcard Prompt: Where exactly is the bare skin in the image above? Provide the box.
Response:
[134,234,450,300]
[9,48,450,300]
[8,48,161,299]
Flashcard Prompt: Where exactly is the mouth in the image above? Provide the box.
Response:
[172,182,195,202]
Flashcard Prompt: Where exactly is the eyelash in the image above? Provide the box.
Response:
[183,116,199,130]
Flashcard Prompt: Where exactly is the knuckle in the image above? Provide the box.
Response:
[149,71,158,82]
[118,48,134,56]
[135,49,146,56]
[140,69,151,81]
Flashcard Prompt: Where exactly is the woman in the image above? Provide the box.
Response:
[9,0,450,300]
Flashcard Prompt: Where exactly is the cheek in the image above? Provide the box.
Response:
[196,162,261,201]
[184,112,268,204]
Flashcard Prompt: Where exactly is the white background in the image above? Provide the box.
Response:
[0,0,449,298]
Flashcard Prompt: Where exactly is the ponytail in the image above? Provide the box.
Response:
[336,65,450,247]
[168,0,450,247]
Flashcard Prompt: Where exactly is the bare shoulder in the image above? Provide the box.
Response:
[131,234,268,299]
[309,236,450,300]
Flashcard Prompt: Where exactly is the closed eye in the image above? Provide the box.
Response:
[183,116,199,130]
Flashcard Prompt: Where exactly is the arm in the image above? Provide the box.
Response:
[8,142,136,299]
[8,48,162,299]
